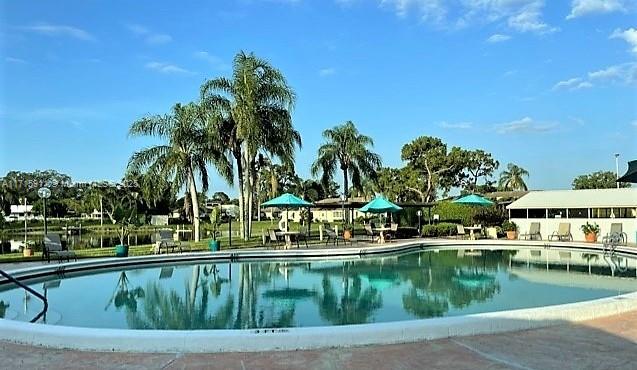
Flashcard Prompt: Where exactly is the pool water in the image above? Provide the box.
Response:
[1,247,636,330]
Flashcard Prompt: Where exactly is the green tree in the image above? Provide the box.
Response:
[211,192,231,204]
[461,150,499,192]
[201,51,301,240]
[127,102,232,241]
[572,171,630,189]
[311,121,382,222]
[498,163,530,191]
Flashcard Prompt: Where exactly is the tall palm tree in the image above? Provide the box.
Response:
[127,102,232,241]
[498,163,530,191]
[200,51,300,240]
[311,121,382,222]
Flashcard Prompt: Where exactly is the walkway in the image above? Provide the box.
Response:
[2,310,636,370]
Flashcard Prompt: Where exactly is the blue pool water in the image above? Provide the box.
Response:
[0,247,635,330]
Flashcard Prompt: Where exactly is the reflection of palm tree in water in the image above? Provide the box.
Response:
[315,263,383,325]
[105,271,145,313]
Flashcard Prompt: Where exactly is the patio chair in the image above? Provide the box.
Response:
[295,226,310,248]
[456,225,468,240]
[324,227,356,246]
[43,234,77,263]
[603,223,627,245]
[364,224,376,241]
[388,223,399,240]
[268,229,283,249]
[549,223,572,241]
[154,230,183,254]
[520,222,542,240]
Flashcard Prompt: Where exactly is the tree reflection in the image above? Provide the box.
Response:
[105,271,145,313]
[315,271,383,325]
[0,300,8,318]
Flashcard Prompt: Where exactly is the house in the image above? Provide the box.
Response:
[7,205,34,221]
[506,188,637,243]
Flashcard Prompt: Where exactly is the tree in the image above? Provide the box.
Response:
[400,136,465,202]
[461,150,499,192]
[211,192,231,204]
[127,102,232,241]
[201,51,301,240]
[311,121,382,222]
[572,171,630,190]
[498,163,529,191]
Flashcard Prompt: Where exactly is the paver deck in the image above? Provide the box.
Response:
[1,310,636,370]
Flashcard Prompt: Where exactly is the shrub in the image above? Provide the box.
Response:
[580,222,600,235]
[432,201,475,225]
[421,222,458,237]
[473,207,506,227]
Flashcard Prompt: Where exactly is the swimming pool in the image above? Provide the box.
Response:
[1,246,636,331]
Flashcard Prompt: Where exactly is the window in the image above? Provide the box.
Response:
[591,208,612,218]
[548,209,566,218]
[510,209,526,218]
[567,208,588,218]
[528,209,546,218]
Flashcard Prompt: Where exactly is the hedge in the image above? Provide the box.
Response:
[421,222,458,237]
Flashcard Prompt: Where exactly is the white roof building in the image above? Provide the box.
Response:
[506,188,637,244]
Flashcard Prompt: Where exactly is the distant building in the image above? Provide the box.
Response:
[507,188,637,243]
[7,205,34,221]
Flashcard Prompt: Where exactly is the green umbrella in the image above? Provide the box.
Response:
[617,160,637,183]
[261,193,313,231]
[358,196,402,213]
[453,194,494,206]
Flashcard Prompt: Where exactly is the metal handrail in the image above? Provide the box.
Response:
[0,269,48,323]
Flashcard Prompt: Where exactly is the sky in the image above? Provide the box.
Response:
[1,0,636,196]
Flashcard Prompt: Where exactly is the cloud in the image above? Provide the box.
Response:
[486,34,511,43]
[631,120,637,128]
[378,0,556,34]
[319,67,336,77]
[126,24,172,45]
[567,0,628,19]
[494,117,557,134]
[553,77,584,90]
[611,28,637,55]
[19,23,95,41]
[193,51,229,70]
[145,62,192,74]
[438,121,473,129]
[4,57,27,64]
[552,62,637,92]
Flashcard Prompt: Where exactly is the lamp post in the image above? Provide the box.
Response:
[37,187,51,236]
[340,193,346,228]
[417,210,422,237]
[615,153,620,188]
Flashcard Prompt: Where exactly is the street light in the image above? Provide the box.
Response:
[615,153,620,188]
[37,187,51,235]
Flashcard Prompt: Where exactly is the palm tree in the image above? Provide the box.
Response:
[127,102,232,241]
[498,163,530,191]
[311,121,382,222]
[200,51,300,240]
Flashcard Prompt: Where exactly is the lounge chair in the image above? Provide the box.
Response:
[520,222,542,240]
[154,230,182,254]
[456,225,468,240]
[43,234,77,263]
[549,223,572,241]
[603,223,627,245]
[268,229,283,249]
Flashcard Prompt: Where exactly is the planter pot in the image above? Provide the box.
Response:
[506,231,517,240]
[209,240,220,252]
[23,248,33,257]
[584,233,598,243]
[115,244,129,258]
[343,230,352,240]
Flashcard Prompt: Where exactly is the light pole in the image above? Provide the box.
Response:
[38,187,51,235]
[417,210,422,237]
[340,193,346,228]
[615,153,620,188]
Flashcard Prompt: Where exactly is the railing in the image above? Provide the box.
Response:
[0,269,48,323]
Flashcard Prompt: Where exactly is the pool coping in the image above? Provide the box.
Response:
[1,239,636,353]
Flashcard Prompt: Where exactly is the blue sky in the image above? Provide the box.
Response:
[1,0,636,196]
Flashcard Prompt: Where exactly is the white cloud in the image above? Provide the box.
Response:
[553,77,583,90]
[20,23,95,41]
[567,0,628,19]
[126,24,172,45]
[319,67,337,77]
[145,62,192,74]
[438,121,473,129]
[193,51,229,70]
[494,117,557,134]
[611,28,637,55]
[5,57,27,64]
[486,34,511,43]
[378,0,556,34]
[631,120,637,128]
[554,62,637,91]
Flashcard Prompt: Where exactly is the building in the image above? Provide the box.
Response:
[6,204,34,221]
[506,188,637,243]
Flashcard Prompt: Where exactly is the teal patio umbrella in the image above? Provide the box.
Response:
[261,193,313,231]
[359,196,402,214]
[617,160,637,183]
[452,194,494,206]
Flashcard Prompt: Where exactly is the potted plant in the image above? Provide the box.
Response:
[208,207,221,252]
[113,198,140,258]
[343,224,353,240]
[22,241,34,257]
[502,220,518,240]
[580,222,600,243]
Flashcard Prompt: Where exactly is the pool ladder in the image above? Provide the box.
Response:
[0,269,48,323]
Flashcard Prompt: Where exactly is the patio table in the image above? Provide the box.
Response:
[277,231,300,249]
[465,226,482,240]
[373,227,392,244]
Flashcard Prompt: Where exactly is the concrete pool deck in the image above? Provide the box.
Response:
[2,310,636,369]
